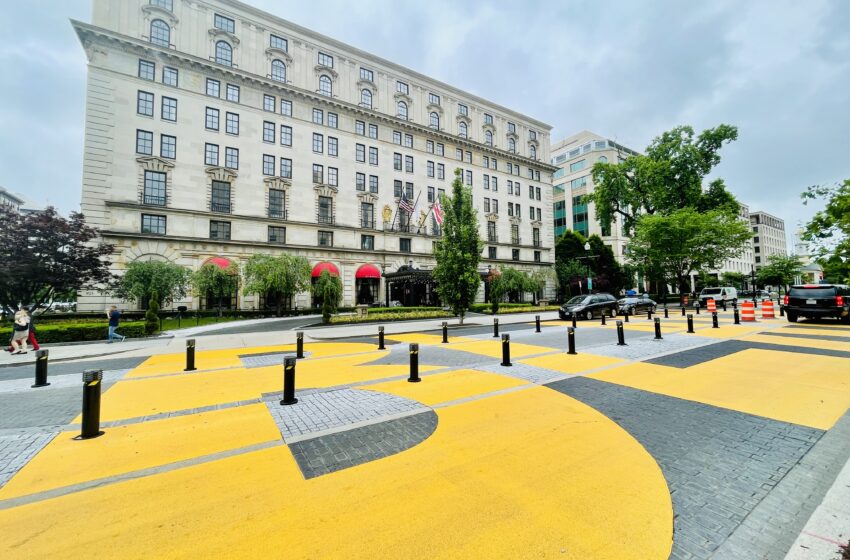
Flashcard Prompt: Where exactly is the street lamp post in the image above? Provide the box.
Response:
[751,266,757,305]
[576,242,598,294]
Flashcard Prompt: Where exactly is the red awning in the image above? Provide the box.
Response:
[311,262,340,278]
[355,264,381,279]
[207,257,233,269]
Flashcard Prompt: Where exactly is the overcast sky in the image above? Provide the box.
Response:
[1,0,848,246]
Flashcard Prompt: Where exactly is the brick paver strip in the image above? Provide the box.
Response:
[290,411,438,479]
[648,339,850,369]
[0,356,147,382]
[0,430,58,489]
[546,377,823,560]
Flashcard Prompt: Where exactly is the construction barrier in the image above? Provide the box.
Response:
[761,300,776,319]
[741,301,757,322]
[706,299,717,313]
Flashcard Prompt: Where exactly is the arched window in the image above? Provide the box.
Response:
[215,40,232,66]
[458,122,467,138]
[361,89,372,109]
[485,130,493,146]
[150,19,170,47]
[271,59,286,82]
[397,101,408,120]
[508,138,516,152]
[319,75,332,96]
[430,112,440,130]
[598,155,608,163]
[530,145,537,160]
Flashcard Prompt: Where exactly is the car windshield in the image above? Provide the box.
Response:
[701,288,722,295]
[789,287,837,298]
[566,296,587,304]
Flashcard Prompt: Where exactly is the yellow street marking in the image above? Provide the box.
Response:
[0,388,672,559]
[447,340,554,359]
[689,325,765,338]
[521,353,625,374]
[588,349,850,430]
[0,404,280,500]
[365,369,527,406]
[780,327,850,338]
[742,333,850,352]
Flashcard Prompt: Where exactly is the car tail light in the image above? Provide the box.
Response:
[837,295,845,306]
[783,295,789,305]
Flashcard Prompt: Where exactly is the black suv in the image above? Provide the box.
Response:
[784,284,850,323]
[559,293,618,320]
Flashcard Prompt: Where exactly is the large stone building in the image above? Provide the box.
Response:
[750,211,787,268]
[550,130,639,263]
[72,0,556,311]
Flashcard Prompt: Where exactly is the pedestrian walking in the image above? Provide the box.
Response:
[23,306,39,351]
[106,305,126,343]
[11,308,31,354]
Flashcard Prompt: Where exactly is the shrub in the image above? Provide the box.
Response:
[144,290,160,335]
[366,306,442,315]
[1,321,147,344]
[329,310,453,324]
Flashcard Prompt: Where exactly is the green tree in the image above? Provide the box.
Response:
[489,268,536,313]
[801,179,850,260]
[626,208,753,295]
[311,270,342,324]
[433,169,482,324]
[554,229,588,299]
[720,271,746,290]
[0,206,113,315]
[242,254,311,316]
[756,255,802,293]
[586,235,627,294]
[529,267,555,304]
[555,261,587,300]
[821,254,850,284]
[589,124,739,235]
[555,229,587,263]
[113,260,191,309]
[144,290,160,335]
[191,263,240,316]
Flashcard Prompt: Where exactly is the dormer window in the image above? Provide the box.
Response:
[214,14,235,34]
[318,52,334,68]
[150,0,173,10]
[270,34,288,51]
[397,81,409,95]
[458,104,468,116]
[360,67,374,82]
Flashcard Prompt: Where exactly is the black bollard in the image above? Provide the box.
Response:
[733,301,738,310]
[664,306,669,319]
[687,314,695,333]
[734,309,740,324]
[296,331,304,359]
[378,326,385,350]
[722,300,728,311]
[77,369,104,440]
[712,312,719,329]
[567,327,577,355]
[280,356,298,405]
[681,306,686,317]
[780,305,785,317]
[493,318,499,338]
[624,311,630,323]
[654,318,663,340]
[601,313,607,326]
[647,308,653,321]
[32,349,50,388]
[408,343,420,382]
[184,339,196,372]
[571,315,577,329]
[501,334,512,367]
[616,320,627,346]
[695,303,700,315]
[442,321,448,343]
[535,315,541,333]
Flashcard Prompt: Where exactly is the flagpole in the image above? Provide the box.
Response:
[410,190,422,233]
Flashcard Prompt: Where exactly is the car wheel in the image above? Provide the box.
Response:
[609,308,616,318]
[787,312,798,323]
[585,310,593,321]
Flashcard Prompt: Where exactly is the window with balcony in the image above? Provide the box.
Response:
[143,170,166,205]
[487,221,497,242]
[361,202,374,229]
[318,196,333,224]
[210,181,231,213]
[268,188,285,218]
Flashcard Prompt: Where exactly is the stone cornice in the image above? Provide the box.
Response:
[208,27,240,45]
[141,4,179,26]
[264,47,292,64]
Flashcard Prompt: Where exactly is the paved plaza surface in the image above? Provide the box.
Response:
[1,310,849,559]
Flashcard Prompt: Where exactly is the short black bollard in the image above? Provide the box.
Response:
[712,312,719,329]
[32,349,50,388]
[493,318,499,338]
[695,303,701,315]
[664,306,669,319]
[624,311,630,323]
[687,314,695,333]
[280,356,298,405]
[77,369,104,440]
[535,315,541,333]
[601,313,607,326]
[681,306,686,317]
[733,301,738,310]
[501,334,512,367]
[567,327,577,355]
[780,305,785,317]
[616,320,627,346]
[378,326,385,350]
[408,343,420,382]
[184,339,196,372]
[442,321,448,343]
[654,318,663,340]
[722,300,728,311]
[296,331,304,359]
[647,308,653,321]
[734,309,740,324]
[571,315,577,329]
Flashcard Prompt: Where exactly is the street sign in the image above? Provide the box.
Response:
[587,277,593,291]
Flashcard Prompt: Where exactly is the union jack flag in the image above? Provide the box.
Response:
[399,192,414,214]
[433,198,444,225]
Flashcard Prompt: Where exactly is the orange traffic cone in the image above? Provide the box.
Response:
[761,300,775,319]
[741,301,757,322]
[706,298,717,313]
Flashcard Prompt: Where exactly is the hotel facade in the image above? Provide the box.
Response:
[73,0,556,311]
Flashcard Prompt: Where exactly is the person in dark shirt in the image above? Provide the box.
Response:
[107,305,125,343]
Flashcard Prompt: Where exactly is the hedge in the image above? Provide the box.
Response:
[1,321,147,344]
[366,306,443,315]
[469,302,551,313]
[329,310,454,325]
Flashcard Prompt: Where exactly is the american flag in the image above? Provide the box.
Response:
[433,198,444,225]
[399,192,414,213]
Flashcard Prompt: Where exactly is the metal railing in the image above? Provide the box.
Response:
[268,208,287,220]
[317,212,335,225]
[210,202,231,213]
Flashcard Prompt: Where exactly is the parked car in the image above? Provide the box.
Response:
[618,294,656,316]
[739,289,772,302]
[698,287,738,306]
[559,293,618,320]
[784,284,850,323]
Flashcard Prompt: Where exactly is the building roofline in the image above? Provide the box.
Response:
[0,186,25,205]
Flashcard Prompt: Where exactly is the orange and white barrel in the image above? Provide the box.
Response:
[706,299,717,313]
[741,301,757,322]
[761,300,775,319]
